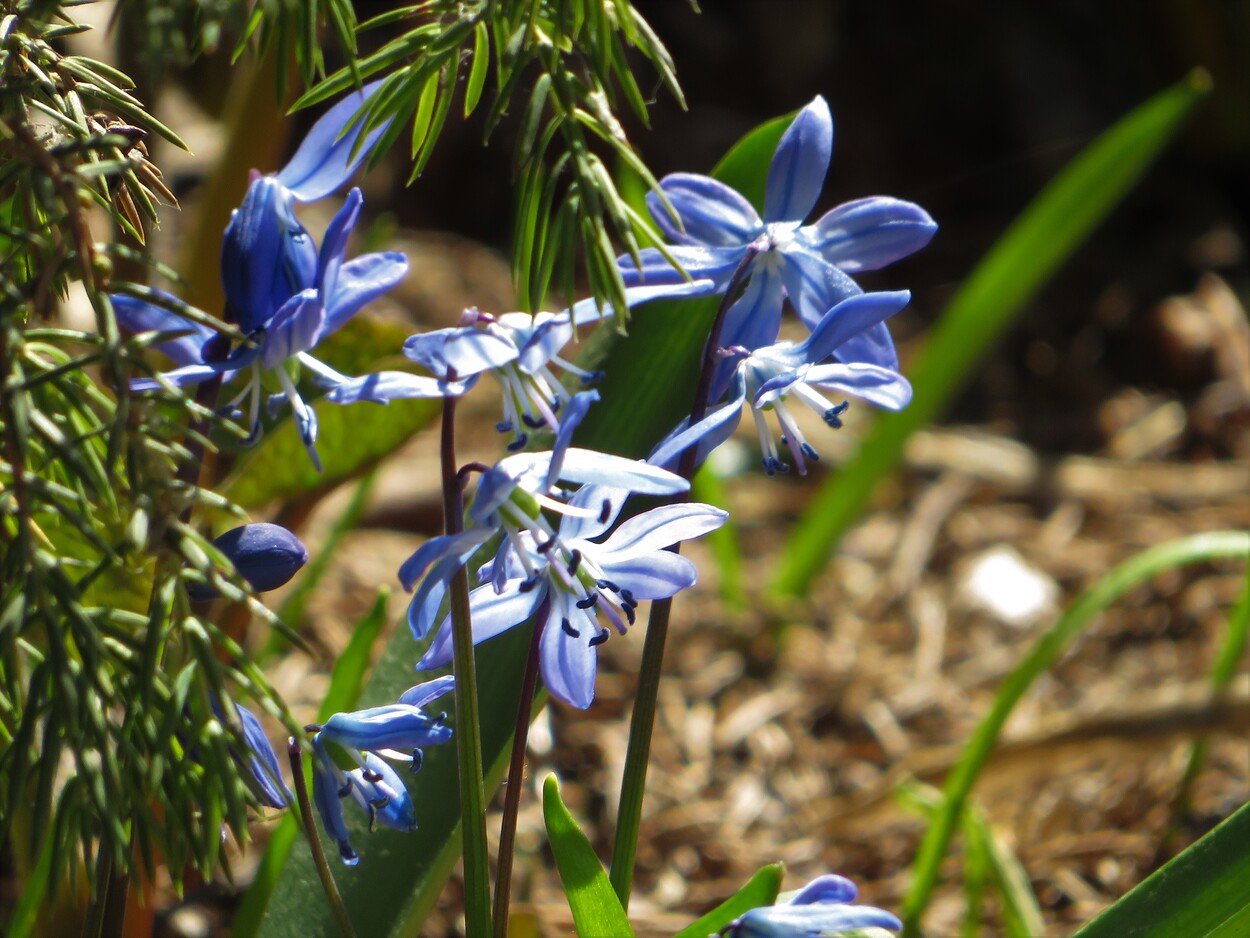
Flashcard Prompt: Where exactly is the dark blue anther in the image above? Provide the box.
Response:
[823,401,849,428]
[566,549,582,575]
[519,574,540,593]
[801,442,820,461]
[576,593,598,609]
[410,749,424,773]
[599,499,612,524]
[521,413,546,429]
[596,578,619,592]
[507,433,529,452]
[496,420,513,433]
[588,628,610,647]
[561,617,580,638]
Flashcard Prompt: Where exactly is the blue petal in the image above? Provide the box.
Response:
[347,754,416,832]
[547,390,599,485]
[765,96,833,224]
[596,550,698,601]
[647,173,762,246]
[558,484,629,542]
[776,245,863,333]
[790,875,860,906]
[617,245,745,291]
[262,289,323,367]
[276,81,388,202]
[322,704,452,752]
[568,279,723,326]
[647,390,746,472]
[397,674,456,709]
[717,263,785,355]
[316,187,363,305]
[799,290,911,365]
[539,595,598,709]
[805,196,937,272]
[311,738,359,866]
[516,313,573,374]
[130,362,229,392]
[556,448,690,495]
[799,362,913,410]
[404,326,518,379]
[418,583,545,670]
[326,370,475,405]
[323,252,409,336]
[220,699,291,808]
[834,320,900,371]
[113,291,213,366]
[593,503,728,559]
[731,903,902,936]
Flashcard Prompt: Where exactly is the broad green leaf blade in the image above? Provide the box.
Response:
[674,862,784,938]
[542,775,635,938]
[1074,797,1250,938]
[223,318,440,509]
[900,530,1250,935]
[255,621,534,938]
[576,113,791,458]
[770,68,1212,601]
[233,590,391,938]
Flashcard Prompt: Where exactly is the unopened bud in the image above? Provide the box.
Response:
[189,522,308,600]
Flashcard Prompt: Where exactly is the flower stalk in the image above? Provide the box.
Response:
[288,740,357,938]
[608,249,760,906]
[440,393,494,935]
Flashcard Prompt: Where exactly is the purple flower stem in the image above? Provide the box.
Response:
[491,598,548,938]
[287,738,358,938]
[440,391,494,935]
[608,247,761,908]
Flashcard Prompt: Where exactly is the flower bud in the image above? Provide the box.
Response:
[189,522,308,600]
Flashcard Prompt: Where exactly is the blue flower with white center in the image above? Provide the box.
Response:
[721,874,901,937]
[417,480,725,709]
[323,280,713,447]
[399,391,692,642]
[309,676,455,865]
[651,292,913,476]
[619,96,935,369]
[114,83,408,470]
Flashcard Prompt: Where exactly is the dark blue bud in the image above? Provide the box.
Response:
[190,522,309,600]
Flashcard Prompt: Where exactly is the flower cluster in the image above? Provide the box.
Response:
[722,874,901,937]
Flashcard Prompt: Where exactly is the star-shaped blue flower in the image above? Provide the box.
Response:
[398,391,693,644]
[651,291,913,475]
[722,874,901,937]
[416,482,726,709]
[619,96,935,368]
[114,83,406,469]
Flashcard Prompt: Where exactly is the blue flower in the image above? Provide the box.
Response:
[210,697,292,809]
[115,83,407,469]
[416,480,726,709]
[188,522,308,600]
[323,281,713,448]
[309,676,455,865]
[722,874,901,937]
[399,391,693,642]
[619,96,935,368]
[652,292,913,476]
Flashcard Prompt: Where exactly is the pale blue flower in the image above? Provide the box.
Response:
[399,391,692,642]
[417,481,726,709]
[115,83,406,469]
[309,676,455,865]
[619,96,935,369]
[324,281,713,448]
[722,874,901,937]
[652,292,913,476]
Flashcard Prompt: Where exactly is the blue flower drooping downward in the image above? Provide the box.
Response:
[618,96,935,369]
[309,676,455,865]
[652,291,913,476]
[722,874,901,937]
[114,82,407,470]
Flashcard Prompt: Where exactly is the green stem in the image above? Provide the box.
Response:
[441,394,493,936]
[492,606,546,938]
[287,740,358,938]
[608,248,759,908]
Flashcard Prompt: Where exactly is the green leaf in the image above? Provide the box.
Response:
[543,775,635,938]
[770,69,1212,601]
[900,530,1250,934]
[464,22,490,118]
[674,862,784,938]
[1074,796,1250,938]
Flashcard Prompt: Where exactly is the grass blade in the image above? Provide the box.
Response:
[673,862,784,938]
